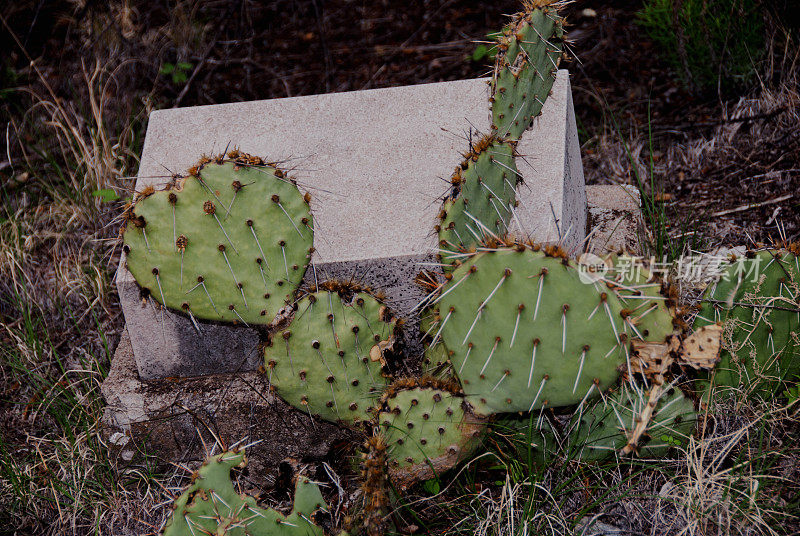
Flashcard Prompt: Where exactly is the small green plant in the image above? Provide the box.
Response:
[637,0,766,92]
[91,188,120,202]
[470,31,503,62]
[162,449,329,536]
[159,61,194,85]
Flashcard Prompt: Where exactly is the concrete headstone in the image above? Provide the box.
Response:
[118,70,587,380]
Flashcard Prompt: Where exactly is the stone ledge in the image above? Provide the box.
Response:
[101,330,351,486]
[586,184,642,254]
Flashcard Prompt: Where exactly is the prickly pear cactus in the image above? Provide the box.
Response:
[359,434,390,536]
[264,286,397,425]
[123,151,313,327]
[567,383,697,462]
[437,136,520,267]
[435,245,628,415]
[602,253,676,343]
[693,249,800,400]
[162,449,327,536]
[490,1,565,141]
[376,379,485,488]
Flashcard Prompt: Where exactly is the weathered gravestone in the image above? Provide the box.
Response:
[102,71,641,481]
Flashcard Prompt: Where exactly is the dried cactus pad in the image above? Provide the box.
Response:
[568,384,696,462]
[264,290,396,425]
[491,2,564,141]
[123,154,313,326]
[377,382,484,488]
[693,249,800,399]
[162,449,327,536]
[438,247,628,415]
[437,137,519,267]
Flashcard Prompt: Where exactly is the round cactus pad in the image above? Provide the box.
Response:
[378,384,484,487]
[693,249,800,399]
[123,155,313,326]
[438,247,629,415]
[264,290,396,425]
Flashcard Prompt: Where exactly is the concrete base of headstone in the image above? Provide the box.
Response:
[100,330,351,486]
[120,71,587,381]
[101,184,641,476]
[586,184,643,254]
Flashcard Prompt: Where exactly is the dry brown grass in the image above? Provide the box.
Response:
[582,27,800,249]
[1,2,799,535]
[0,31,160,532]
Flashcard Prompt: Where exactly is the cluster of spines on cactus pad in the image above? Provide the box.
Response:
[601,252,677,343]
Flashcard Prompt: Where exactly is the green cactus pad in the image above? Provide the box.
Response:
[693,249,800,400]
[264,289,396,425]
[437,246,629,415]
[437,137,520,267]
[377,380,484,488]
[162,449,327,536]
[603,253,676,343]
[567,383,697,462]
[491,3,564,141]
[123,153,313,326]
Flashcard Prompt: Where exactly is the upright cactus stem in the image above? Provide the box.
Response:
[437,0,565,268]
[490,0,565,141]
[436,135,520,268]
